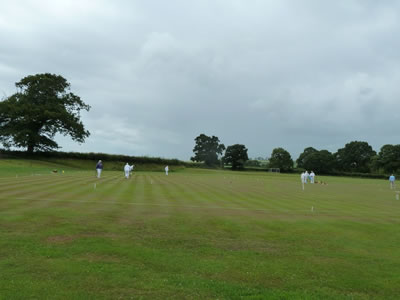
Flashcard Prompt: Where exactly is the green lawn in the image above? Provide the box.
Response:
[0,161,399,299]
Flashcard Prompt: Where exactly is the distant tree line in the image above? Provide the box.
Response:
[294,141,398,175]
[191,134,399,175]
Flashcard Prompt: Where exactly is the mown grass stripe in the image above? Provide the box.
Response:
[1,196,399,219]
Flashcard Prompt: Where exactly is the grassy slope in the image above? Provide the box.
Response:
[0,158,184,176]
[0,160,399,299]
[0,159,78,177]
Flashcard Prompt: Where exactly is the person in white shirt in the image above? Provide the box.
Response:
[124,163,131,179]
[310,171,315,184]
[301,172,306,190]
[304,171,310,183]
[165,165,169,176]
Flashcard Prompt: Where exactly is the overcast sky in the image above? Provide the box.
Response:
[1,0,400,160]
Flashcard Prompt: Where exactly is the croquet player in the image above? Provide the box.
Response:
[304,171,310,183]
[301,172,306,190]
[389,174,395,189]
[124,163,131,179]
[96,160,103,178]
[310,171,315,183]
[165,165,169,176]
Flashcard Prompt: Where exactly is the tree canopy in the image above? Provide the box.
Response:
[334,141,376,173]
[377,144,400,173]
[268,147,293,172]
[0,73,90,153]
[304,150,335,174]
[191,134,225,166]
[296,147,335,174]
[296,147,318,169]
[223,144,249,170]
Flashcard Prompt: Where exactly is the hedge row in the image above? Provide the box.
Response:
[327,171,389,180]
[0,149,190,166]
[293,168,390,179]
[240,167,390,179]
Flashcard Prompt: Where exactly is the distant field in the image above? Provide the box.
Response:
[0,160,399,299]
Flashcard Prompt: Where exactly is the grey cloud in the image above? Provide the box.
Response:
[1,1,400,160]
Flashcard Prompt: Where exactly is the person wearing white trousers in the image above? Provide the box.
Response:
[301,172,306,190]
[124,163,131,179]
[165,165,169,176]
[304,171,309,183]
[96,160,103,178]
[310,171,315,183]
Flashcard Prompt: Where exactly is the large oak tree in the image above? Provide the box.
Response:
[0,73,90,153]
[297,147,335,174]
[334,141,376,173]
[296,147,318,169]
[191,134,225,166]
[223,144,248,170]
[268,147,294,172]
[378,144,400,173]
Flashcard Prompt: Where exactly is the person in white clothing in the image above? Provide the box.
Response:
[310,171,315,183]
[165,165,169,176]
[301,172,306,190]
[124,163,131,179]
[304,171,310,183]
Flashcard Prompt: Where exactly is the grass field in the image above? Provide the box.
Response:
[1,160,400,299]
